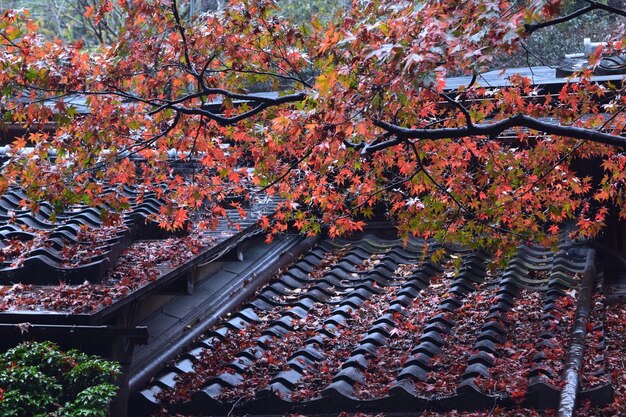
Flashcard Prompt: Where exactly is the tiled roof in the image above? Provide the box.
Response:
[133,232,608,416]
[0,187,280,321]
[0,185,160,286]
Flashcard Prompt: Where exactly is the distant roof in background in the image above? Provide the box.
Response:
[31,65,624,118]
[39,91,282,116]
[444,65,625,91]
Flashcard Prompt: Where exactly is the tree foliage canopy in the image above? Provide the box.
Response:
[0,341,119,417]
[0,0,625,255]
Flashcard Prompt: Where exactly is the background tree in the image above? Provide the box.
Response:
[505,0,625,68]
[0,0,625,256]
[3,0,124,46]
[276,0,350,26]
[7,0,619,63]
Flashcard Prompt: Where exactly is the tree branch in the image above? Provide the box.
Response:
[171,0,195,75]
[504,140,586,227]
[212,66,313,89]
[165,92,307,126]
[583,0,626,17]
[347,165,423,215]
[254,147,313,196]
[369,114,626,154]
[524,1,626,35]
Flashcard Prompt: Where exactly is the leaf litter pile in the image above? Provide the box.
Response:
[216,302,335,402]
[474,289,542,399]
[579,292,609,390]
[152,252,474,414]
[288,286,402,402]
[156,305,294,405]
[154,246,363,410]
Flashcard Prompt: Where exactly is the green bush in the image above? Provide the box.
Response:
[0,341,120,417]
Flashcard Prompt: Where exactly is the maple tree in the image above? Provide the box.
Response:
[0,0,625,252]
